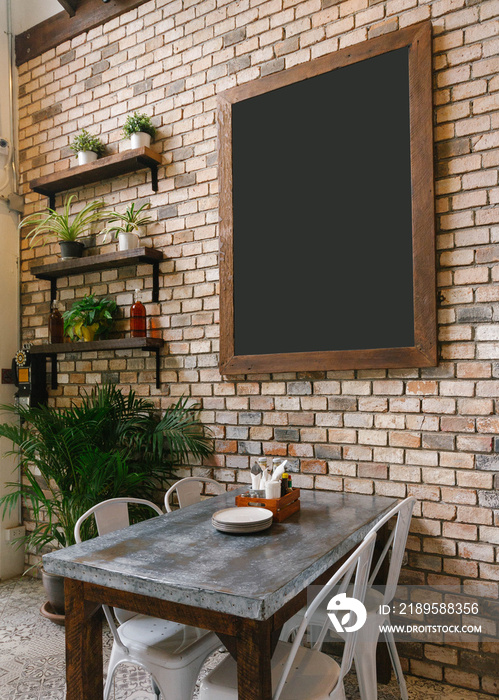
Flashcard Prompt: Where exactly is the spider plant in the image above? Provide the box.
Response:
[19,195,104,245]
[0,385,214,554]
[102,202,153,239]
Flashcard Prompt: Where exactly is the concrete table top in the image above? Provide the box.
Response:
[43,489,396,620]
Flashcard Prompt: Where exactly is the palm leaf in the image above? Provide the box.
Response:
[0,385,213,556]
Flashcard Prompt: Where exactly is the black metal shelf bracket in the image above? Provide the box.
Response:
[152,260,159,302]
[151,163,158,192]
[50,354,58,389]
[137,157,158,192]
[141,345,161,389]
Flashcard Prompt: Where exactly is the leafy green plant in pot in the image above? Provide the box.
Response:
[0,384,214,616]
[102,201,153,251]
[70,128,105,166]
[19,194,104,259]
[63,293,117,342]
[122,111,156,149]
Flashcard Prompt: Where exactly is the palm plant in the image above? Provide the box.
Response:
[19,194,104,245]
[0,385,213,554]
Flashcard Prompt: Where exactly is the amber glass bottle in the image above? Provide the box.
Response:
[130,289,146,337]
[48,300,64,344]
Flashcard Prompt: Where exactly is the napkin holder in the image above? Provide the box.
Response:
[235,488,300,522]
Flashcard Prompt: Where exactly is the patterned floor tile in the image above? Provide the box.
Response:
[0,576,491,700]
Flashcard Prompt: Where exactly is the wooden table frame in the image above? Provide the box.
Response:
[64,532,391,700]
[65,564,331,699]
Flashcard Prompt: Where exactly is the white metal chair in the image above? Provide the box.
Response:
[74,497,220,700]
[279,497,416,700]
[197,531,377,700]
[164,476,222,512]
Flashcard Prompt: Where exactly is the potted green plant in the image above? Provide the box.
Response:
[70,129,105,166]
[63,293,117,342]
[19,194,104,259]
[102,201,153,250]
[0,384,214,617]
[122,111,156,148]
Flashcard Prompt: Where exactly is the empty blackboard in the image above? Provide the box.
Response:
[218,22,436,375]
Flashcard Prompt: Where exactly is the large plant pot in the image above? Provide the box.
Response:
[118,231,140,250]
[59,240,84,259]
[41,568,65,615]
[40,601,65,626]
[77,150,98,166]
[130,132,151,148]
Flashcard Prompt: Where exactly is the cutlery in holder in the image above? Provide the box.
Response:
[235,488,300,522]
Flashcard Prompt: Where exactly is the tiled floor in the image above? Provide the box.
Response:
[0,576,492,700]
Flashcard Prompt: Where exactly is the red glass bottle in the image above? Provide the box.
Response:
[130,289,146,337]
[48,300,64,344]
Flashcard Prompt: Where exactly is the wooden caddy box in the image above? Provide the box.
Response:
[235,488,300,522]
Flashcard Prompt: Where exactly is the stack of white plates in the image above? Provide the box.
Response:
[212,506,273,534]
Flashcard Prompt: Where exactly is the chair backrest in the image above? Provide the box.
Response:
[74,497,163,543]
[164,476,222,512]
[366,496,415,605]
[273,532,377,700]
[74,497,164,638]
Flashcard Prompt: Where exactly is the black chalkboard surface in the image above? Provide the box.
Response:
[218,22,436,374]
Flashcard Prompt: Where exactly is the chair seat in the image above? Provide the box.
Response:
[198,641,340,700]
[118,615,219,667]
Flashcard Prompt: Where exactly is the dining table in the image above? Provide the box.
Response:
[43,488,397,700]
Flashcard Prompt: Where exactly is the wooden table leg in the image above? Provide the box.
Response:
[64,578,103,700]
[236,618,273,700]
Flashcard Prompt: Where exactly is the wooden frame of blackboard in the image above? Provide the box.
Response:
[218,21,436,375]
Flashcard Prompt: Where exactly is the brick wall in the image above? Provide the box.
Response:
[16,0,499,694]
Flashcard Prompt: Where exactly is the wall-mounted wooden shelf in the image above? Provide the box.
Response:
[31,247,164,302]
[30,337,163,354]
[30,337,164,389]
[29,147,163,209]
[28,149,165,394]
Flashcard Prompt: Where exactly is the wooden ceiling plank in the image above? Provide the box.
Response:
[57,0,78,17]
[15,0,150,66]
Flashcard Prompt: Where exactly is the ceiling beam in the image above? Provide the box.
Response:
[56,0,78,17]
[15,0,150,66]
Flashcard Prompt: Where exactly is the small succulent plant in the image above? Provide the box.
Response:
[69,129,105,157]
[122,112,156,140]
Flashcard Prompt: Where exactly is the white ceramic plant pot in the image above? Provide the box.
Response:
[118,231,140,251]
[77,151,98,166]
[130,132,151,149]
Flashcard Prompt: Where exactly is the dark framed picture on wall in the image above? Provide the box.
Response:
[218,21,436,375]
